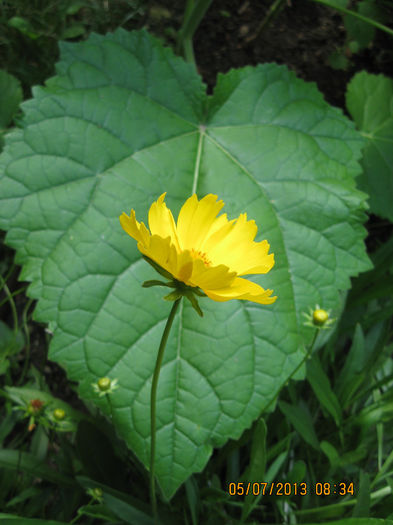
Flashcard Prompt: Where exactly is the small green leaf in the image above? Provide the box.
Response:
[320,440,340,469]
[344,1,380,51]
[66,1,87,15]
[265,451,288,482]
[0,321,24,357]
[352,471,370,517]
[335,323,367,406]
[61,25,86,40]
[185,476,199,525]
[328,50,350,71]
[0,71,22,131]
[7,17,39,39]
[307,355,342,426]
[279,400,320,450]
[346,71,393,221]
[142,279,174,288]
[5,487,41,508]
[286,459,306,483]
[241,418,267,521]
[184,291,203,317]
[102,493,155,525]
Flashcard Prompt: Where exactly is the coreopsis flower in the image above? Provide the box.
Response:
[120,193,276,310]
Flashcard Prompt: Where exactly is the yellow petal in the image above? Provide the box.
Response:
[204,277,277,305]
[148,193,181,252]
[238,243,275,275]
[178,260,194,283]
[176,250,195,282]
[119,210,150,247]
[204,213,274,275]
[137,235,197,283]
[137,234,178,277]
[189,259,236,290]
[177,194,225,252]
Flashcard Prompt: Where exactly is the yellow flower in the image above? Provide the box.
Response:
[120,193,276,305]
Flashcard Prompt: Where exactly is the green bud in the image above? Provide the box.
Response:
[93,487,103,498]
[303,304,335,330]
[53,408,66,421]
[87,486,104,501]
[313,308,329,326]
[97,377,112,392]
[92,377,119,397]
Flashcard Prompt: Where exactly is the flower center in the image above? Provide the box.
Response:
[190,248,211,267]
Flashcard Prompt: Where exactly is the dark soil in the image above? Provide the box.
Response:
[191,0,393,107]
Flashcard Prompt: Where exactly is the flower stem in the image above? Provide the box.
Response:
[150,297,181,521]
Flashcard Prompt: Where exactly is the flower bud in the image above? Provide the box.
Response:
[93,488,103,498]
[97,377,111,392]
[53,408,66,421]
[92,377,119,397]
[303,304,335,330]
[27,399,44,415]
[313,308,329,326]
[87,487,104,502]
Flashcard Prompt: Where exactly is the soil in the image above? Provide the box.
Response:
[150,0,393,108]
[2,0,393,407]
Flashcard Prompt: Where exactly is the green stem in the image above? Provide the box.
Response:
[176,0,214,66]
[0,276,18,337]
[19,298,33,385]
[245,0,287,43]
[150,298,181,521]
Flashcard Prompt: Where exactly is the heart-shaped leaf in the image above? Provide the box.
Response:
[0,29,371,499]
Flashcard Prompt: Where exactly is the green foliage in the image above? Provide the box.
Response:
[0,70,22,131]
[0,3,392,522]
[0,70,23,152]
[346,71,393,222]
[0,28,372,500]
[325,0,393,70]
[344,0,382,52]
[0,0,146,92]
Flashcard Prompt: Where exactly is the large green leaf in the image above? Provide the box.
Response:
[0,29,371,499]
[346,71,393,221]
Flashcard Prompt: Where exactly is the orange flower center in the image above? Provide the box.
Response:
[190,248,211,267]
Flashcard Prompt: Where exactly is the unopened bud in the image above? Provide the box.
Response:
[313,308,329,326]
[27,399,44,415]
[53,408,66,421]
[303,304,335,330]
[92,377,119,397]
[97,377,111,392]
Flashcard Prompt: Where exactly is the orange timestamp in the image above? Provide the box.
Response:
[228,481,355,497]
